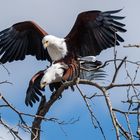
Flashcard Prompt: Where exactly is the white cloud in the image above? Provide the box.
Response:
[0,125,29,140]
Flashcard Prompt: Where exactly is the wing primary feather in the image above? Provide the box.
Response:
[93,29,106,50]
[116,34,124,42]
[28,97,34,106]
[102,9,123,15]
[17,39,26,60]
[31,89,40,102]
[106,15,125,20]
[103,20,125,28]
[28,88,36,103]
[0,33,12,47]
[0,28,11,41]
[110,24,127,32]
[8,40,21,62]
[0,40,18,63]
[21,37,30,60]
[30,93,37,103]
[98,28,117,46]
[10,40,24,62]
[0,38,15,55]
[101,27,115,38]
[34,87,43,96]
[0,28,10,36]
[99,29,119,49]
[0,29,18,49]
[87,30,99,55]
[95,28,110,49]
[101,27,121,45]
[111,20,125,27]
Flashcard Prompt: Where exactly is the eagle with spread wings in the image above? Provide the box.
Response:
[0,9,126,106]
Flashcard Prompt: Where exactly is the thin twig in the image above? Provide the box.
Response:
[0,62,10,75]
[0,117,23,140]
[76,84,107,140]
[111,57,127,84]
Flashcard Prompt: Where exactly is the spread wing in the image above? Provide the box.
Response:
[65,9,126,56]
[80,60,106,81]
[0,21,51,63]
[25,69,63,107]
[25,70,45,107]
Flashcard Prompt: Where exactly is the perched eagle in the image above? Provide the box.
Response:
[0,9,126,106]
[25,60,104,107]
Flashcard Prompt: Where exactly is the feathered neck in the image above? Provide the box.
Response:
[42,35,68,61]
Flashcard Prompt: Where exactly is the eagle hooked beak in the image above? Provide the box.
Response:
[40,81,47,89]
[43,41,49,49]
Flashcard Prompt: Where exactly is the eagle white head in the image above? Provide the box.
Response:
[42,35,68,61]
[40,63,66,88]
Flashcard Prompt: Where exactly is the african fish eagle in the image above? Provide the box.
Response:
[25,60,104,107]
[0,9,126,106]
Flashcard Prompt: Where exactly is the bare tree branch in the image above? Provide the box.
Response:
[124,44,140,48]
[76,84,107,140]
[1,44,140,140]
[0,117,23,140]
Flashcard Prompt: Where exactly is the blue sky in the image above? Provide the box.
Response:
[0,0,140,140]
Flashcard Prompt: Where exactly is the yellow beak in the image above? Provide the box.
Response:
[43,41,49,49]
[40,82,47,89]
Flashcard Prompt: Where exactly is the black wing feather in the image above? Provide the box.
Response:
[95,28,110,49]
[99,28,116,46]
[0,21,51,64]
[80,61,106,81]
[11,40,25,61]
[65,9,126,56]
[0,39,18,63]
[0,38,13,55]
[25,70,45,107]
[102,9,123,15]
